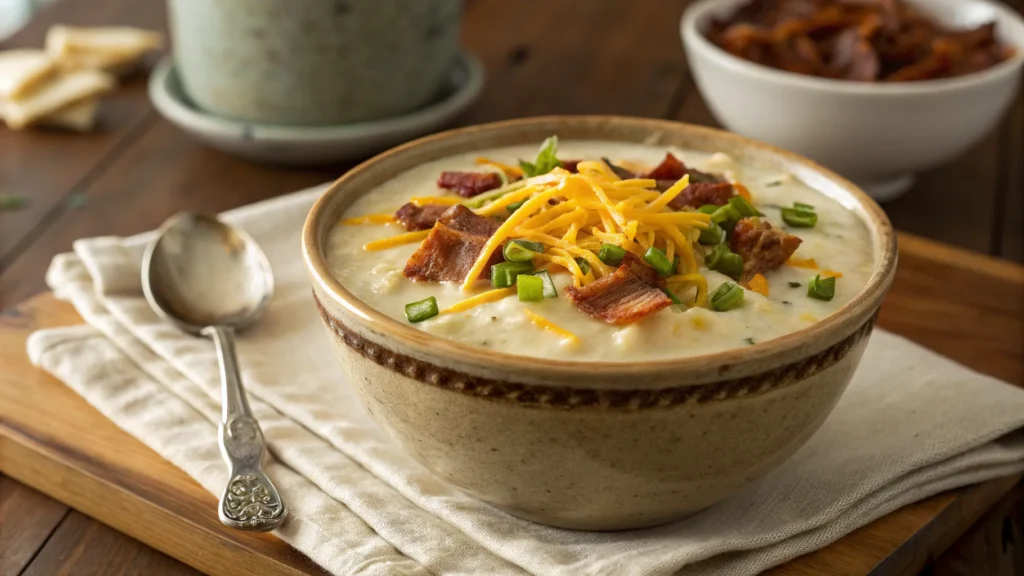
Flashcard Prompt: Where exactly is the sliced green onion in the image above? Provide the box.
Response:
[502,239,544,262]
[491,261,534,288]
[698,221,724,245]
[710,203,742,227]
[598,244,626,266]
[405,297,439,323]
[643,246,675,277]
[574,257,591,275]
[794,202,815,211]
[531,270,558,298]
[807,274,836,301]
[464,181,527,209]
[661,287,683,306]
[705,244,743,280]
[517,274,544,302]
[728,196,761,217]
[709,282,745,312]
[788,281,802,288]
[697,204,719,215]
[506,199,527,213]
[781,207,817,228]
[744,337,756,345]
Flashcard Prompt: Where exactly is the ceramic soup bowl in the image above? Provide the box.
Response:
[302,116,897,530]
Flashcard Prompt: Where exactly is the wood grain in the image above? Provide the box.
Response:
[2,232,1022,576]
[0,475,69,575]
[20,511,202,576]
[930,482,1024,576]
[0,0,165,268]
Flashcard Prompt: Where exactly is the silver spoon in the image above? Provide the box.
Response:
[141,212,286,532]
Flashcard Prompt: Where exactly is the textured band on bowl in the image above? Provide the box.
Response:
[314,291,878,410]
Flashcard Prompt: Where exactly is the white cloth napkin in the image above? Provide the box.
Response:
[27,185,1024,576]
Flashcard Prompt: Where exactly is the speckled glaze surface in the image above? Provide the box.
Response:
[168,0,462,126]
[302,116,898,530]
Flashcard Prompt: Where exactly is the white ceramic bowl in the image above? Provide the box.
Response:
[681,0,1024,201]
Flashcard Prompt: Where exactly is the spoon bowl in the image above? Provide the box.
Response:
[143,212,274,334]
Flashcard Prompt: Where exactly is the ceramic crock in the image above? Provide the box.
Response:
[168,0,463,126]
[302,116,898,530]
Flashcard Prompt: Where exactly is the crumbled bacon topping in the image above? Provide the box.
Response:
[394,203,450,231]
[644,153,686,181]
[403,205,502,283]
[565,253,671,325]
[437,171,503,198]
[560,159,581,173]
[730,217,803,280]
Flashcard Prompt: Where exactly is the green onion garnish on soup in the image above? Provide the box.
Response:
[643,246,675,277]
[705,244,743,280]
[781,202,817,228]
[598,244,626,266]
[517,274,544,302]
[405,297,439,323]
[574,257,591,275]
[532,270,558,298]
[502,239,544,262]
[698,221,724,245]
[807,274,836,301]
[491,261,534,288]
[710,282,744,311]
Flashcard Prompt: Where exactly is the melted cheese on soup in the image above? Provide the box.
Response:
[326,141,874,361]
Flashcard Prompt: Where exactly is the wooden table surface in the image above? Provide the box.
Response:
[0,0,1022,574]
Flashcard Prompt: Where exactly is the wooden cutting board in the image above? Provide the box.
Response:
[1,232,1022,576]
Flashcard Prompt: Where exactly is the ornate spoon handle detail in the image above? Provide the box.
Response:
[204,325,287,532]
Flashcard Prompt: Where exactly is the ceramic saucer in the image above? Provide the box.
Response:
[148,52,484,165]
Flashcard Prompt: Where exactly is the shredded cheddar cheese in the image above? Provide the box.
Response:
[734,182,752,201]
[475,157,524,178]
[341,213,395,225]
[363,230,430,251]
[442,287,515,314]
[820,269,844,278]
[410,196,462,207]
[524,309,579,344]
[459,163,712,291]
[746,273,769,297]
[786,257,819,269]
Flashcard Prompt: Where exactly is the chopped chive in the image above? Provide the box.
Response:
[794,202,815,211]
[807,274,836,301]
[728,196,762,217]
[506,199,527,213]
[531,270,558,298]
[697,204,719,215]
[598,244,626,266]
[661,287,683,306]
[502,239,543,262]
[706,244,743,280]
[782,300,792,305]
[405,297,439,323]
[643,247,675,277]
[766,181,783,187]
[788,281,802,288]
[744,337,756,345]
[781,207,817,228]
[710,203,742,227]
[574,257,591,275]
[710,282,744,312]
[517,274,544,301]
[491,261,534,288]
[698,221,724,245]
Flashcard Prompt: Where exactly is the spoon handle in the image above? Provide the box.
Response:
[203,325,287,532]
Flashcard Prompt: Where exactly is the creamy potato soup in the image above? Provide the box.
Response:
[326,139,873,361]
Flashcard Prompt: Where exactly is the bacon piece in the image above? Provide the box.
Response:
[403,205,502,283]
[560,159,581,173]
[394,202,451,231]
[730,217,803,280]
[644,153,686,181]
[565,253,671,325]
[437,171,503,198]
[668,181,736,210]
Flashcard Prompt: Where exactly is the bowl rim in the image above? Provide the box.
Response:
[303,116,897,380]
[681,0,1024,96]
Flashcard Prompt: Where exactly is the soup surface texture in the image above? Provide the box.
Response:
[326,140,873,361]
